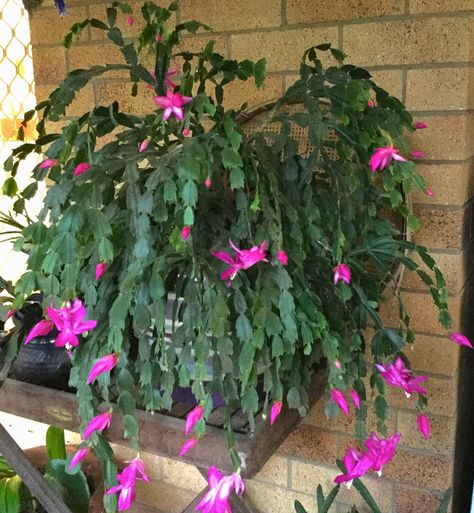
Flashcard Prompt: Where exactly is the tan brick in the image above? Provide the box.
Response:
[135,481,195,512]
[406,68,472,111]
[412,163,472,207]
[231,27,339,72]
[343,17,471,66]
[394,485,444,513]
[397,411,455,455]
[290,460,336,494]
[35,83,96,116]
[29,6,88,46]
[180,0,281,31]
[67,43,127,78]
[287,0,403,24]
[32,46,67,84]
[412,205,466,250]
[383,448,452,490]
[379,291,462,334]
[223,75,283,110]
[337,475,393,512]
[279,426,338,463]
[95,81,154,116]
[369,69,403,99]
[161,456,206,492]
[409,333,460,375]
[253,454,289,487]
[245,480,316,513]
[410,0,474,13]
[402,249,464,294]
[408,115,472,161]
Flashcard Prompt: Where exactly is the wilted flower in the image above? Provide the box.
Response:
[87,354,119,384]
[333,263,351,285]
[83,411,112,439]
[369,146,407,173]
[195,466,244,513]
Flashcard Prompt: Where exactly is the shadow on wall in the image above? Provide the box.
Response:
[453,200,474,513]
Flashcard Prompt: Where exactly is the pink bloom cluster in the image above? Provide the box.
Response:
[330,389,360,417]
[212,240,268,283]
[335,432,400,487]
[196,466,244,513]
[106,458,150,511]
[375,357,427,398]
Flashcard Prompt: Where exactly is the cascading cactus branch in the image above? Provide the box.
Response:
[2,1,470,511]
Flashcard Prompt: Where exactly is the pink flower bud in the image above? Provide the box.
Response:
[410,150,425,159]
[95,262,108,280]
[185,405,204,436]
[69,447,89,470]
[127,16,134,26]
[331,389,349,416]
[179,437,199,457]
[74,162,91,177]
[204,176,212,189]
[350,389,361,410]
[183,128,191,137]
[333,263,351,285]
[270,401,282,425]
[24,320,54,345]
[139,139,149,152]
[181,226,191,240]
[334,360,342,369]
[413,121,427,129]
[367,99,375,107]
[424,187,434,197]
[417,413,430,439]
[39,159,58,169]
[6,309,15,319]
[450,332,473,348]
[277,250,288,266]
[155,34,162,42]
[83,412,112,439]
[87,354,119,385]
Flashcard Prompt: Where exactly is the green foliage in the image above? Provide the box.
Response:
[46,426,67,460]
[0,475,21,513]
[3,0,451,482]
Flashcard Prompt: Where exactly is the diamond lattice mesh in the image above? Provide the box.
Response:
[0,0,36,141]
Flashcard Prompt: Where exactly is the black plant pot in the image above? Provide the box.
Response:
[10,334,71,390]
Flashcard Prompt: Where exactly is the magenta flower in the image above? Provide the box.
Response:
[83,411,112,440]
[333,263,351,286]
[413,121,427,130]
[185,405,204,436]
[127,15,134,26]
[417,414,430,440]
[138,139,149,153]
[369,146,407,173]
[95,262,108,280]
[364,432,400,476]
[39,159,58,169]
[154,91,192,121]
[425,187,434,197]
[375,357,427,398]
[46,298,97,349]
[331,389,349,416]
[450,332,473,349]
[24,319,54,345]
[212,240,268,282]
[179,437,199,457]
[270,401,282,425]
[410,150,425,159]
[74,162,91,177]
[87,354,119,385]
[196,466,244,513]
[350,389,361,410]
[367,99,375,108]
[182,226,191,241]
[105,458,150,511]
[277,250,288,266]
[69,446,89,470]
[334,447,372,488]
[204,176,212,189]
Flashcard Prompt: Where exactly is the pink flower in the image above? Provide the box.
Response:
[74,162,91,177]
[69,447,89,470]
[364,432,400,476]
[83,411,112,439]
[179,437,199,457]
[270,401,282,425]
[417,414,430,440]
[410,150,425,159]
[105,458,150,511]
[277,250,288,266]
[413,121,427,130]
[127,15,134,26]
[334,447,372,488]
[204,176,212,189]
[350,389,361,410]
[87,354,119,384]
[369,146,407,173]
[181,226,191,241]
[375,357,427,398]
[138,139,149,152]
[39,159,58,169]
[367,99,375,107]
[196,466,244,513]
[183,128,191,137]
[334,360,342,369]
[185,405,204,436]
[6,309,15,319]
[331,389,349,416]
[95,262,108,280]
[450,332,473,349]
[333,263,351,286]
[425,187,434,197]
[46,298,97,349]
[154,91,192,121]
[212,241,268,282]
[24,319,54,345]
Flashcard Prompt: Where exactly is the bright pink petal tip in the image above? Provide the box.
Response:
[450,332,473,348]
[270,401,282,425]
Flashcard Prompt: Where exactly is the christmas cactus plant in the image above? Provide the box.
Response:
[1,1,470,511]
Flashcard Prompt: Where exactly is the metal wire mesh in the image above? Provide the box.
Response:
[0,0,36,141]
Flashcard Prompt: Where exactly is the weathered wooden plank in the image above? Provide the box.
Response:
[0,423,73,513]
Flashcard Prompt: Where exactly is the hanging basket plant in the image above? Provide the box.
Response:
[2,1,467,511]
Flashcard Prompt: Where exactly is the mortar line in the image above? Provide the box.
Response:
[401,68,407,104]
[280,0,287,27]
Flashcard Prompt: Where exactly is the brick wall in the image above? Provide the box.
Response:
[28,1,474,512]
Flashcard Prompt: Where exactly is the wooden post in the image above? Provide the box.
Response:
[0,423,73,513]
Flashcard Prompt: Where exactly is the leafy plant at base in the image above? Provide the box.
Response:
[2,1,453,511]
